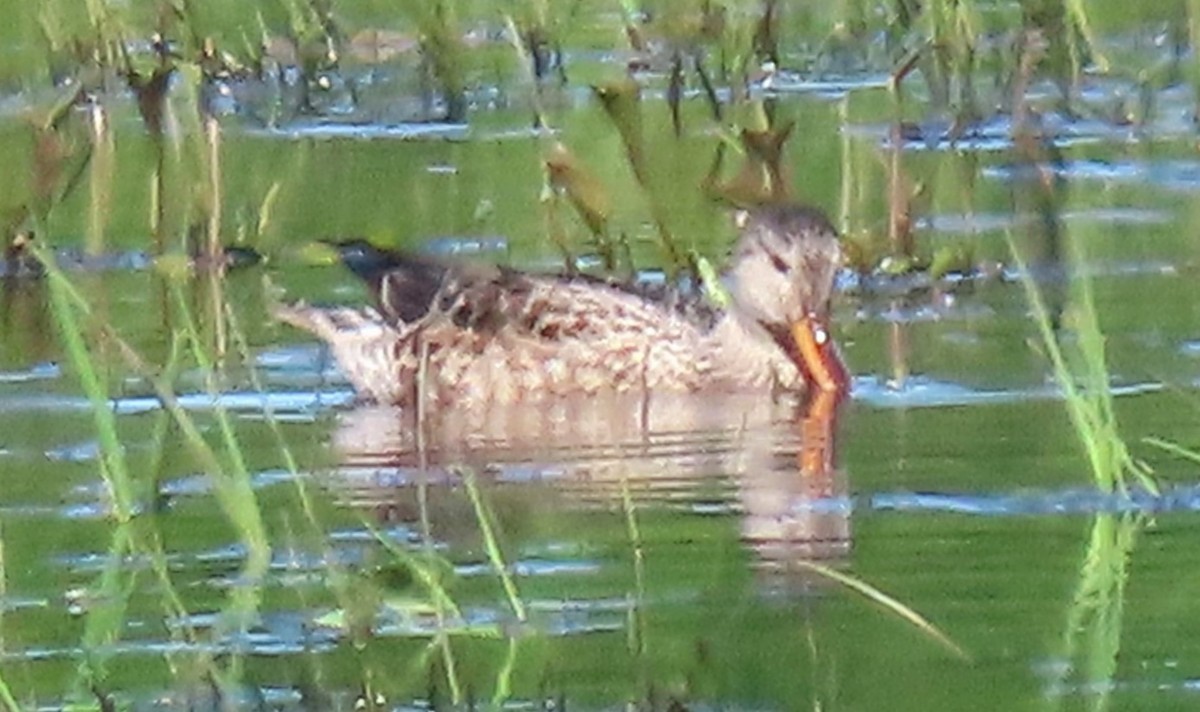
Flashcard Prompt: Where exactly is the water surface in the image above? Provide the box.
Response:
[2,9,1200,711]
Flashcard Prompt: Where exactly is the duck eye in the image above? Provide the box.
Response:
[768,252,789,274]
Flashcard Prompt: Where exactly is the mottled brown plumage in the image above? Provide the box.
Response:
[275,203,847,406]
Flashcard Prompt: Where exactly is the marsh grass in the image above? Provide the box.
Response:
[1007,231,1156,495]
[0,523,15,712]
[460,468,527,623]
[504,0,566,86]
[0,673,17,711]
[168,284,271,628]
[887,0,981,119]
[543,142,620,273]
[402,0,469,122]
[34,241,136,521]
[379,493,464,701]
[22,113,393,698]
[1045,512,1140,708]
[619,476,647,657]
[8,1,1195,705]
[31,257,469,704]
[1006,29,1155,497]
[224,290,401,700]
[29,245,231,704]
[796,559,969,660]
[593,77,692,276]
[27,161,320,692]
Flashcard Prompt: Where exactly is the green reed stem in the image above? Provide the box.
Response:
[1064,0,1109,73]
[503,13,549,129]
[1006,232,1156,495]
[490,637,520,707]
[0,519,19,712]
[460,468,527,622]
[1143,436,1200,466]
[370,523,462,620]
[416,476,462,704]
[619,475,646,656]
[36,248,270,683]
[593,78,690,276]
[31,242,135,522]
[1047,512,1139,708]
[0,673,18,712]
[168,285,270,640]
[792,559,970,660]
[26,247,209,693]
[74,523,135,702]
[224,297,327,532]
[86,102,114,255]
[136,337,209,656]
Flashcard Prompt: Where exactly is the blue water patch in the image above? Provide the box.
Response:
[999,260,1179,284]
[853,113,1124,152]
[0,361,61,384]
[917,207,1169,235]
[255,344,328,370]
[148,468,304,500]
[455,558,601,578]
[245,120,470,141]
[982,158,1145,182]
[0,372,1167,420]
[764,71,892,97]
[872,483,1200,515]
[0,389,355,416]
[856,297,996,324]
[985,158,1200,193]
[44,440,102,463]
[112,390,357,415]
[421,235,508,256]
[851,374,1163,409]
[0,249,154,277]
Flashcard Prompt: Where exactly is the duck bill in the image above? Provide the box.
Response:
[791,315,848,393]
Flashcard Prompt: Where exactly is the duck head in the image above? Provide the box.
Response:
[726,204,848,392]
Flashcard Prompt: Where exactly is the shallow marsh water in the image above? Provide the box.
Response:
[3,9,1200,712]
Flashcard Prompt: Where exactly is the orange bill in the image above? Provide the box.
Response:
[791,315,848,393]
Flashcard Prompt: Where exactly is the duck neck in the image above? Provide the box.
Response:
[708,308,803,390]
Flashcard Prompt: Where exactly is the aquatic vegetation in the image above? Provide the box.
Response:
[1004,38,1156,497]
[543,142,619,272]
[2,1,1200,709]
[1048,512,1141,706]
[1007,204,1155,496]
[592,76,693,276]
[461,468,527,622]
[401,0,469,122]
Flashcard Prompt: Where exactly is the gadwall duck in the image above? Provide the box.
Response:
[275,203,847,406]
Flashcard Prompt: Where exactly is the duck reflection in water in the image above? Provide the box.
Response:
[276,203,851,583]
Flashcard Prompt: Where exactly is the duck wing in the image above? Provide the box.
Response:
[372,257,536,332]
[370,255,720,345]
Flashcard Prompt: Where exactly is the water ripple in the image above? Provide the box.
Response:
[872,484,1200,515]
[0,362,61,384]
[245,120,469,141]
[852,375,1163,409]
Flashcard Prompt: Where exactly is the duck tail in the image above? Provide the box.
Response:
[273,301,330,340]
[273,302,391,342]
